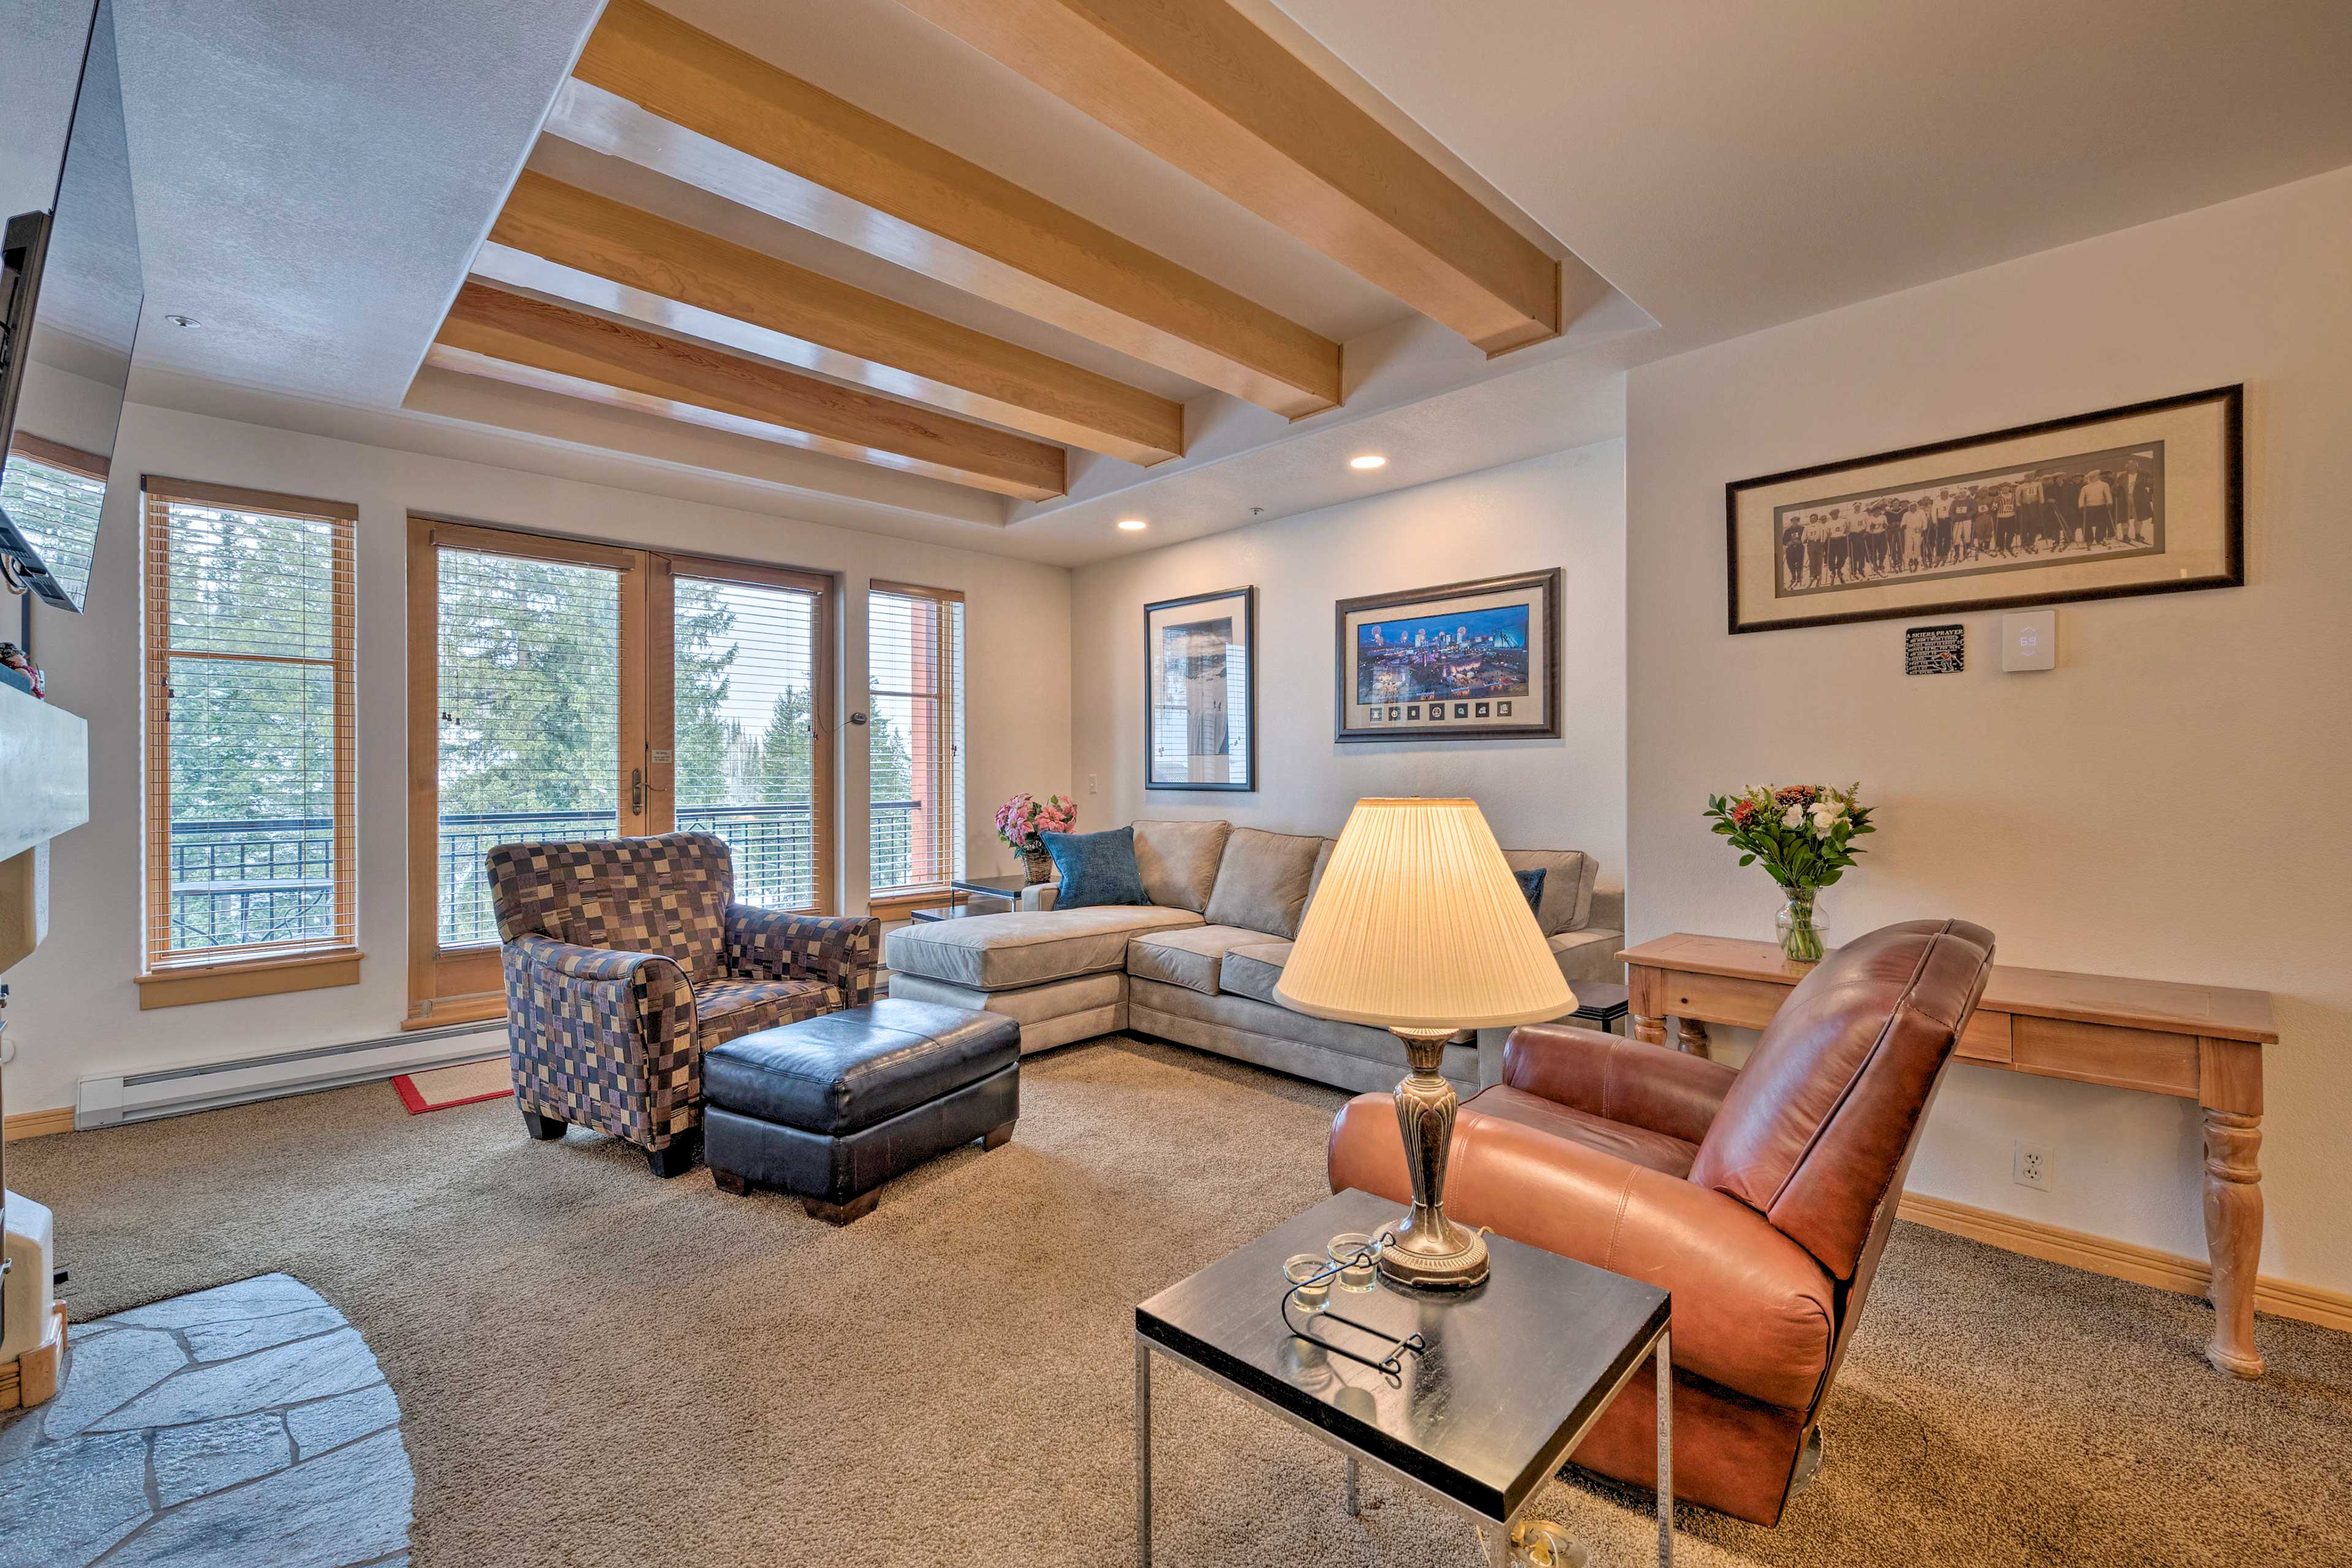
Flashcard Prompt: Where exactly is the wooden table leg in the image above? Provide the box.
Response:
[1676,1018,1710,1057]
[2198,1037,2264,1378]
[1628,967,1668,1047]
[2201,1109,2264,1378]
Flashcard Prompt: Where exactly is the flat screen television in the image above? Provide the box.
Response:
[0,0,140,616]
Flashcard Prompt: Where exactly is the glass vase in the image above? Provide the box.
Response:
[1776,886,1828,963]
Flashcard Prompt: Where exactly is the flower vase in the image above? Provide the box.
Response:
[1776,887,1828,963]
[1020,843,1055,885]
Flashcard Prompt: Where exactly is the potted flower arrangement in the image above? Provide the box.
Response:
[1703,782,1875,963]
[995,791,1077,884]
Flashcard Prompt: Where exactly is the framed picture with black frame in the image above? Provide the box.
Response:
[1725,385,2243,634]
[1144,586,1256,791]
[1333,568,1561,742]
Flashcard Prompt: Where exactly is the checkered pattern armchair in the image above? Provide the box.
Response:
[485,832,879,1177]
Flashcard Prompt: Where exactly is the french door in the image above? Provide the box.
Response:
[405,518,831,1025]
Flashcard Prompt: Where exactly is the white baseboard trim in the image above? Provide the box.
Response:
[1898,1191,2352,1335]
[74,1022,507,1131]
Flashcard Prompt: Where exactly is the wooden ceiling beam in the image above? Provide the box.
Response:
[565,0,1340,419]
[484,171,1184,467]
[891,0,1562,356]
[433,281,1066,500]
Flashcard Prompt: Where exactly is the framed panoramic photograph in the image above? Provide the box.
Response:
[1144,586,1256,791]
[1334,568,1561,742]
[1725,384,2242,634]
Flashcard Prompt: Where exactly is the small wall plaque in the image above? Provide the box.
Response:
[1905,624,1964,676]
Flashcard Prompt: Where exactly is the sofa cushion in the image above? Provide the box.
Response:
[1126,925,1270,997]
[1132,819,1230,912]
[1041,826,1148,908]
[885,905,1204,991]
[1514,867,1547,916]
[1549,928,1624,988]
[1202,828,1325,939]
[1502,848,1596,934]
[695,976,837,1050]
[1217,939,1291,1006]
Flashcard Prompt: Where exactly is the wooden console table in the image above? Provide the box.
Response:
[1620,934,2277,1378]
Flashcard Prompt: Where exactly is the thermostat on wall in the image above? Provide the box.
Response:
[2002,610,2057,672]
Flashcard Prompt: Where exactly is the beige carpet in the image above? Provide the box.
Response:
[7,1037,2348,1567]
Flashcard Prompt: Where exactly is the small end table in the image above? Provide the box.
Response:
[1136,1188,1673,1566]
[1569,981,1631,1036]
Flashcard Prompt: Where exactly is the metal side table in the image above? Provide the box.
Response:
[1136,1188,1672,1566]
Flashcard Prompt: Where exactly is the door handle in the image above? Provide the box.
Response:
[632,767,644,814]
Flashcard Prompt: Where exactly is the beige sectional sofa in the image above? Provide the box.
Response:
[884,819,1623,1097]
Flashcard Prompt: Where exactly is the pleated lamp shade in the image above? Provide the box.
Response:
[1276,797,1574,1031]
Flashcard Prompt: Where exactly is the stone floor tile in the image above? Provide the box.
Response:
[38,1330,187,1441]
[285,1384,401,1460]
[153,1411,293,1507]
[184,1306,350,1363]
[0,1428,149,1568]
[89,1329,380,1434]
[110,1275,326,1332]
[96,1427,414,1568]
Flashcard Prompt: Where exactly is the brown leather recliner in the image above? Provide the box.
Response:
[1327,918,1995,1525]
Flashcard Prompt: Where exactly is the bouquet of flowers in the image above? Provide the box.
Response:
[995,792,1077,881]
[1703,782,1874,962]
[995,791,1077,850]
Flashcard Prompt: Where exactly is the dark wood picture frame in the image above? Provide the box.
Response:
[1333,568,1562,743]
[1144,585,1257,793]
[1725,384,2244,634]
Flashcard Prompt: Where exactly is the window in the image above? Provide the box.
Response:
[140,478,358,1007]
[405,520,837,1025]
[867,582,963,897]
[667,559,833,913]
[1,435,108,611]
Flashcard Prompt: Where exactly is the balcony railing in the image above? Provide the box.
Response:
[167,801,925,954]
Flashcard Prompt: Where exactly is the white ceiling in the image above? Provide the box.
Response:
[10,0,2351,567]
[1268,0,2352,358]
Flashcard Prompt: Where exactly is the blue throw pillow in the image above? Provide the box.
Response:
[1041,826,1148,909]
[1514,867,1547,918]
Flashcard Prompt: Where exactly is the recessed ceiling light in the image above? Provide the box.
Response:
[163,314,199,328]
[1117,518,1148,532]
[1349,453,1387,470]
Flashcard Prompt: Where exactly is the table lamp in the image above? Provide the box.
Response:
[1277,797,1574,1290]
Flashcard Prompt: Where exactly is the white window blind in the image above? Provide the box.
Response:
[868,583,963,895]
[673,568,825,910]
[143,478,358,970]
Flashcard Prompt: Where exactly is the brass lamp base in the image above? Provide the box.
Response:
[1378,1027,1490,1292]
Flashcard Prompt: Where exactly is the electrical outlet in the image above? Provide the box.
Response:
[1088,773,1098,795]
[2012,1140,2052,1192]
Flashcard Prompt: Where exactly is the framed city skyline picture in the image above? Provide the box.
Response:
[1145,586,1256,791]
[1334,568,1561,742]
[1725,385,2242,633]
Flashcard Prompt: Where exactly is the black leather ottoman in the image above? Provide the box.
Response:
[701,998,1019,1224]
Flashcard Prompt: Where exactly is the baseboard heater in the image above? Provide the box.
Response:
[75,1022,508,1131]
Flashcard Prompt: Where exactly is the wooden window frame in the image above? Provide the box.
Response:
[867,580,965,900]
[9,432,109,482]
[405,516,647,1026]
[139,477,361,1009]
[404,520,840,1027]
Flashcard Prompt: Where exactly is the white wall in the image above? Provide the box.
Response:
[7,400,1072,1115]
[1626,167,2352,1292]
[1070,441,1627,880]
